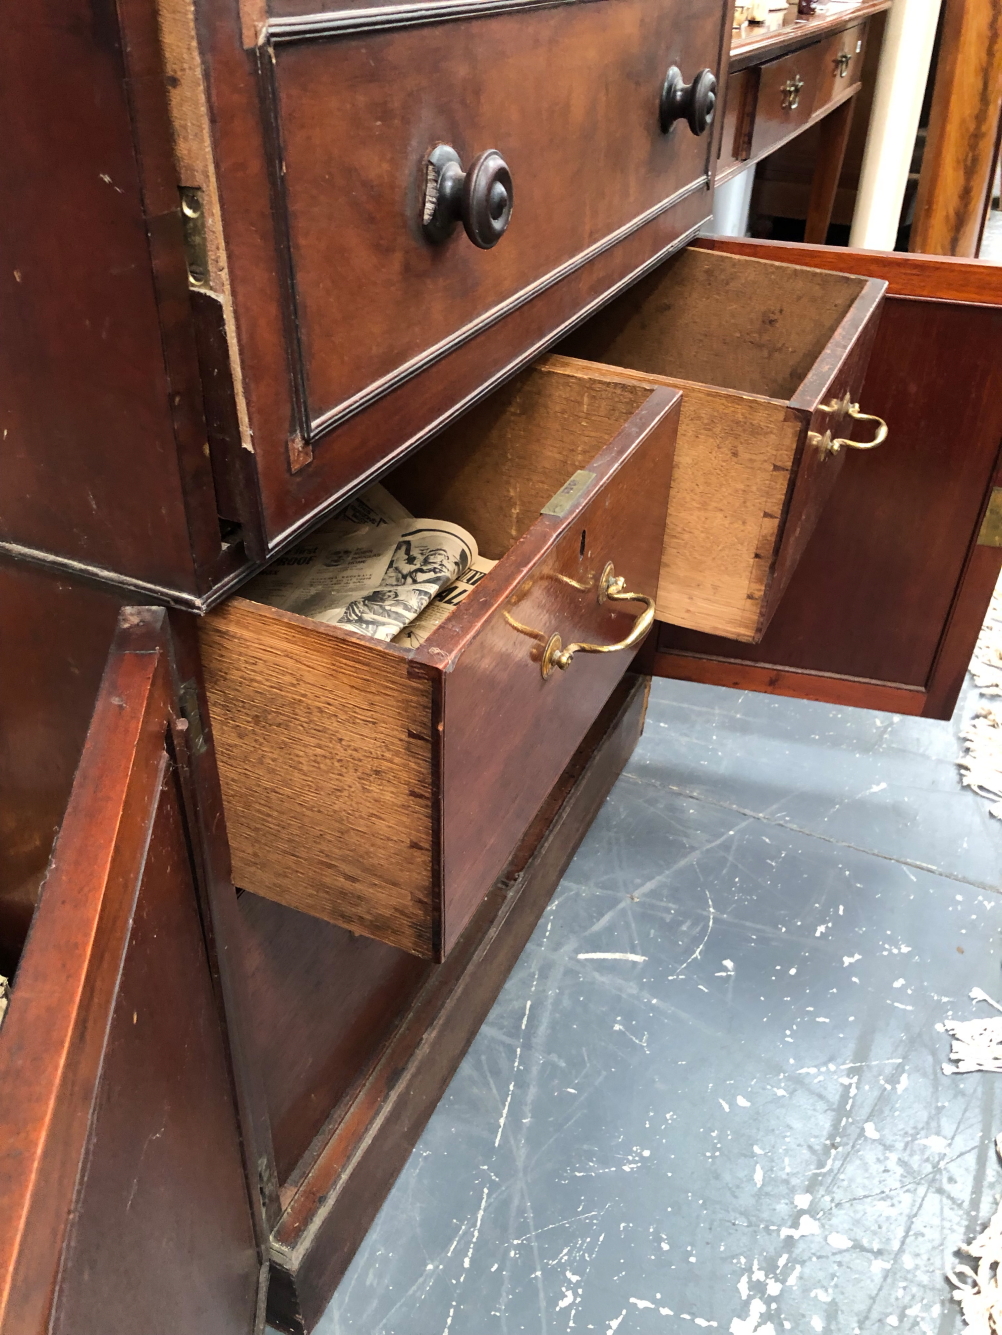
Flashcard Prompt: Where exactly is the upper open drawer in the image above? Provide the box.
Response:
[200,365,679,959]
[557,245,886,642]
[159,0,728,562]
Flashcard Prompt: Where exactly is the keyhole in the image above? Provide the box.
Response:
[579,528,587,558]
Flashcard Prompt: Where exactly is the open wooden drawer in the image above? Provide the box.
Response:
[200,365,680,959]
[557,244,886,641]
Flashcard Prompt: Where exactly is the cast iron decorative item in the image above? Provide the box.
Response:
[659,66,717,136]
[422,144,514,249]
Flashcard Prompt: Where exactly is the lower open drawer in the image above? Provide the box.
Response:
[200,364,679,959]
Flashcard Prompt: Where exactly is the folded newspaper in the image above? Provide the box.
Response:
[245,484,487,644]
[392,554,497,647]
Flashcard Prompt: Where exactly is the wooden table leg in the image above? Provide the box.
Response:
[804,96,856,244]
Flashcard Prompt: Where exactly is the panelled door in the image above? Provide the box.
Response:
[648,237,1002,720]
[0,609,265,1334]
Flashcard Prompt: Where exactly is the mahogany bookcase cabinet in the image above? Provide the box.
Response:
[1,0,1001,1331]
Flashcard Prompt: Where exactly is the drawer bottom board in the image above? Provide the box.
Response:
[265,672,651,1334]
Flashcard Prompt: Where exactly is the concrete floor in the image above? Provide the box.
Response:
[305,674,1001,1335]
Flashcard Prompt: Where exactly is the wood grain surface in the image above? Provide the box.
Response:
[0,610,262,1334]
[653,240,1002,721]
[910,0,1002,257]
[200,601,436,955]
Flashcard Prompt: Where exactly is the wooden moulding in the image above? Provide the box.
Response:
[556,245,885,642]
[265,673,652,1335]
[200,364,678,958]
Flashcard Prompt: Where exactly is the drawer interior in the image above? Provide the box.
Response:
[377,367,653,568]
[558,246,865,401]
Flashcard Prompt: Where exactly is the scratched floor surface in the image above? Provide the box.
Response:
[304,675,1001,1335]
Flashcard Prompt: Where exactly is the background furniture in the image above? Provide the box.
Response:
[718,0,891,242]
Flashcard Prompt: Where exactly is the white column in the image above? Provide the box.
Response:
[849,0,943,250]
[706,163,757,238]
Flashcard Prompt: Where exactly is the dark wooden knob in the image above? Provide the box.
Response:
[422,144,514,249]
[659,66,717,136]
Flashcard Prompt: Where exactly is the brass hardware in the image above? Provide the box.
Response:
[977,487,1002,548]
[178,678,208,756]
[809,399,889,460]
[836,51,852,77]
[540,563,654,680]
[541,470,596,518]
[179,187,210,289]
[781,75,804,111]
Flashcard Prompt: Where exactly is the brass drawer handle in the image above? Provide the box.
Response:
[811,400,889,459]
[781,75,804,111]
[541,562,654,679]
[836,51,852,77]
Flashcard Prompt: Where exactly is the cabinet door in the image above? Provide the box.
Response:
[647,238,1002,720]
[0,610,265,1334]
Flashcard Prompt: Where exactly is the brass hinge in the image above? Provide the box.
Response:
[178,678,209,756]
[179,187,210,289]
[977,487,1002,548]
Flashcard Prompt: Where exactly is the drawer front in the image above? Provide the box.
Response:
[751,43,823,159]
[438,389,679,952]
[717,68,756,179]
[814,23,868,113]
[191,0,728,553]
[273,1,721,437]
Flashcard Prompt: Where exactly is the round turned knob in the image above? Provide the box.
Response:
[659,66,717,136]
[422,144,514,249]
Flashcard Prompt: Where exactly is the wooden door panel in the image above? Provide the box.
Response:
[647,239,1002,719]
[0,609,263,1334]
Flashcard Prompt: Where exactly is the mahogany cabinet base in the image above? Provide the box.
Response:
[265,672,651,1334]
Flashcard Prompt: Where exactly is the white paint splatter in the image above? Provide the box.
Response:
[794,1194,812,1209]
[919,1136,950,1153]
[754,1164,764,1189]
[577,953,648,962]
[780,1215,820,1240]
[737,1096,751,1108]
[494,999,532,1147]
[630,1298,655,1310]
[720,1099,731,1112]
[864,1122,880,1140]
[827,1233,853,1250]
[843,955,862,966]
[607,1311,627,1334]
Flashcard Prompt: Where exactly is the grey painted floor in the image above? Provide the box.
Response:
[301,675,1001,1335]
